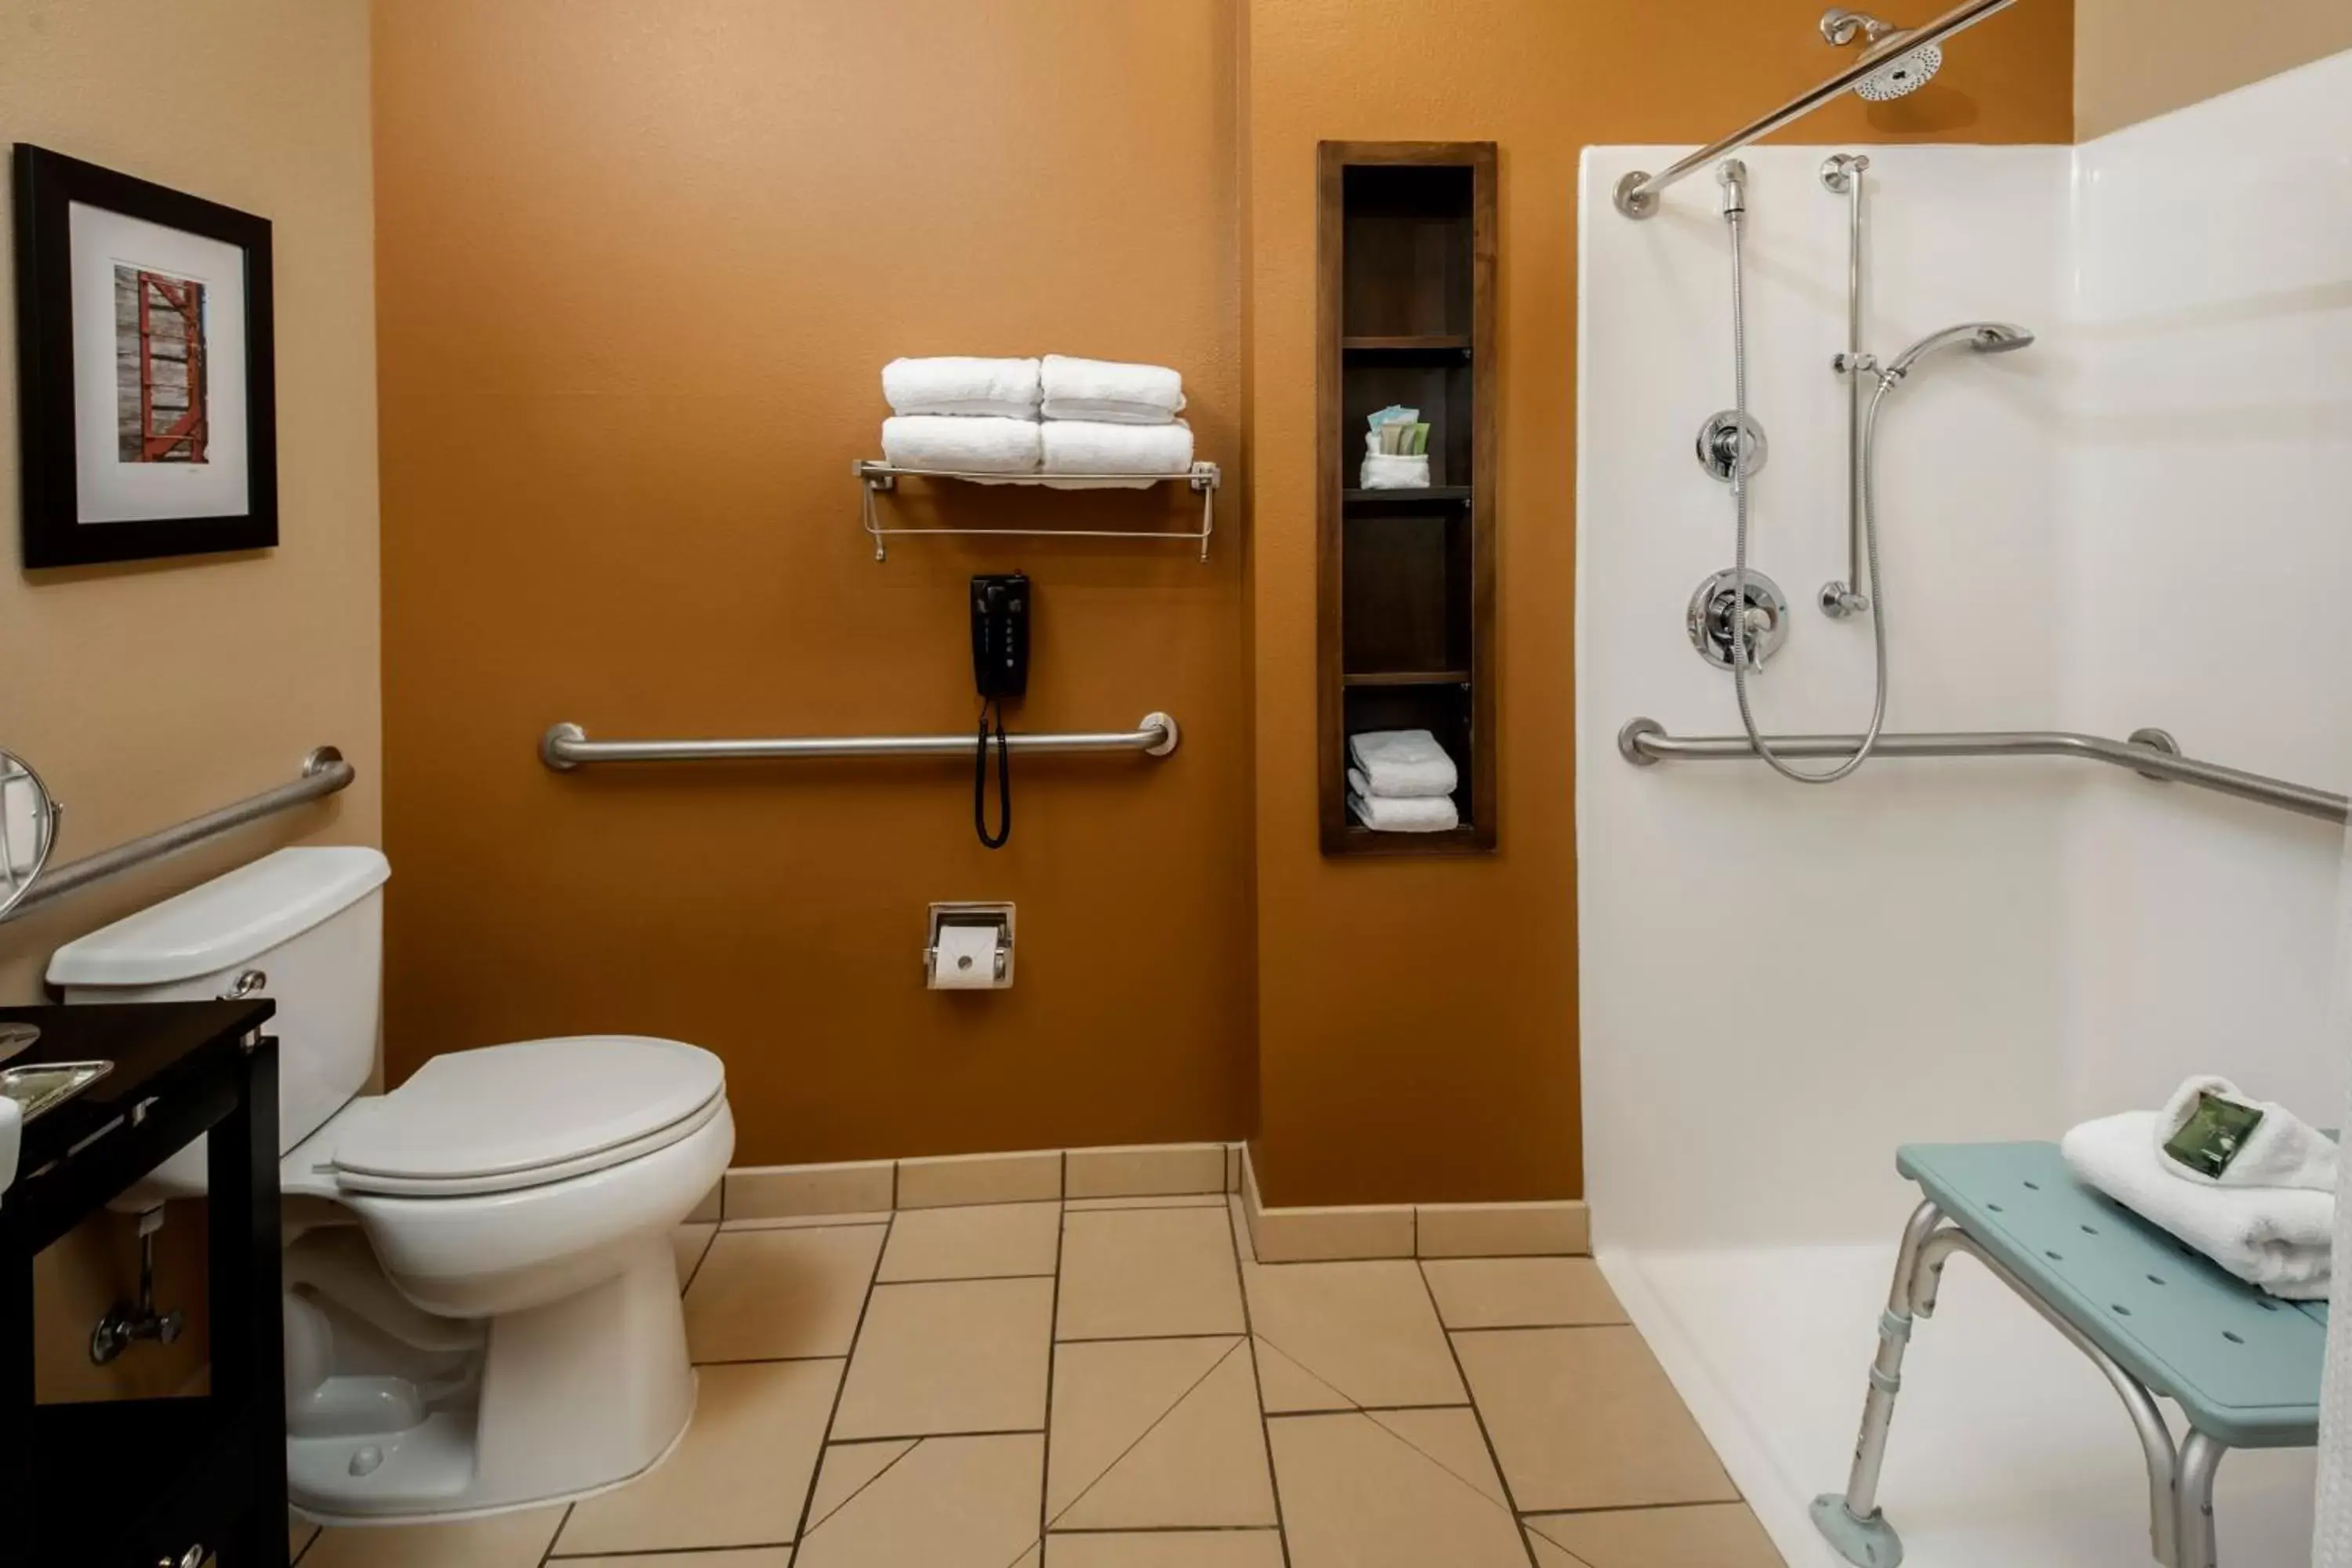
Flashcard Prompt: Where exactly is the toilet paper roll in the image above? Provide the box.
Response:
[930,922,1004,989]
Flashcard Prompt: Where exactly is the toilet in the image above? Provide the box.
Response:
[46,846,735,1523]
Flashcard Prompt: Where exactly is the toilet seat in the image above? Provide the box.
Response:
[326,1036,726,1197]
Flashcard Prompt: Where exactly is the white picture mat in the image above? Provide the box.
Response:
[68,200,249,524]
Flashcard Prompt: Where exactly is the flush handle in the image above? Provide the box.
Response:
[220,969,267,1000]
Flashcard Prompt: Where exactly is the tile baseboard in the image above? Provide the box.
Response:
[698,1141,1589,1261]
[1240,1144,1590,1263]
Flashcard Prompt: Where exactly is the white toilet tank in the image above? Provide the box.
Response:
[47,847,391,1192]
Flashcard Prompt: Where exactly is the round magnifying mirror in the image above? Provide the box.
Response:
[0,751,60,922]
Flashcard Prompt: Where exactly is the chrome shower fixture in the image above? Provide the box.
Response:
[1881,321,2037,383]
[1823,9,1945,101]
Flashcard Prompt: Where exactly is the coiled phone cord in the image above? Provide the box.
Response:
[975,697,1011,848]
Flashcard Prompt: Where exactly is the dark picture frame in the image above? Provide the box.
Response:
[13,145,277,568]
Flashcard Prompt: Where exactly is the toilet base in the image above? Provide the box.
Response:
[289,1234,695,1521]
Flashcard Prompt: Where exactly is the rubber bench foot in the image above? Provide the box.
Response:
[1812,1494,1904,1567]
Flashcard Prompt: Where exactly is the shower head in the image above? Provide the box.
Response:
[1884,321,2035,382]
[1821,9,1944,101]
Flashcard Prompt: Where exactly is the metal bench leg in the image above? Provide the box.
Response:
[2176,1431,2226,1568]
[1812,1200,1946,1566]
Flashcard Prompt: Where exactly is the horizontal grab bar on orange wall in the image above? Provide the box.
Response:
[538,715,1181,770]
[1617,719,2347,825]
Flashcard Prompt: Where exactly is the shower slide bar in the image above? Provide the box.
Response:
[539,714,1181,770]
[1613,0,2017,219]
[1617,720,2349,825]
[2,746,356,921]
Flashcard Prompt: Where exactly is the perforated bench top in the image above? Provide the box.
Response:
[1897,1142,2324,1449]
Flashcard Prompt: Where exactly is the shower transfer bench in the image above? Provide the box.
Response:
[1811,1141,2325,1568]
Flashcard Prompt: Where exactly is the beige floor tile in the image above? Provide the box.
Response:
[724,1211,894,1230]
[684,1223,884,1362]
[560,1553,793,1568]
[1242,1259,1463,1412]
[833,1276,1054,1439]
[1526,1502,1785,1567]
[1421,1258,1627,1329]
[299,1505,564,1566]
[898,1149,1062,1208]
[289,1512,320,1559]
[807,1438,918,1525]
[1065,1193,1228,1211]
[1046,1531,1285,1568]
[555,1359,840,1554]
[1058,1207,1243,1341]
[1267,1409,1528,1568]
[1047,1337,1274,1530]
[1454,1326,1738,1512]
[673,1222,718,1290]
[793,1433,1044,1568]
[1066,1143,1228,1199]
[878,1201,1061,1282]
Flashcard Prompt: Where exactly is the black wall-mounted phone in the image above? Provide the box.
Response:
[971,574,1029,848]
[971,573,1030,699]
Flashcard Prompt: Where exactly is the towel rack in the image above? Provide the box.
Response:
[855,460,1220,563]
[1617,719,2347,825]
[539,714,1181,770]
[2,746,356,921]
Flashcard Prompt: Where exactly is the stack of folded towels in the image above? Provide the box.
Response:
[2062,1075,2336,1299]
[1347,729,1460,833]
[880,355,1192,486]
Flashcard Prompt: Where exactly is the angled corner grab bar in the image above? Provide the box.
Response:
[1617,720,2348,825]
[4,746,357,921]
[1613,0,2017,218]
[541,714,1181,771]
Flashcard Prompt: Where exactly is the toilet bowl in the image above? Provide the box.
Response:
[47,848,735,1523]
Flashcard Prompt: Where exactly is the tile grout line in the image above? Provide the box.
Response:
[1418,1256,1545,1568]
[1037,1167,1066,1568]
[1228,1195,1298,1568]
[680,1226,719,1294]
[780,1203,897,1555]
[534,1502,576,1567]
[1043,1338,1247,1537]
[801,1435,925,1541]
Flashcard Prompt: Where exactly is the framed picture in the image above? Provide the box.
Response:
[12,145,276,568]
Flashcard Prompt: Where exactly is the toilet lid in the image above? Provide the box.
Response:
[330,1036,725,1195]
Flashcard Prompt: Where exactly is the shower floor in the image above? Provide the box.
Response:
[1606,1243,2320,1568]
[288,1195,1783,1567]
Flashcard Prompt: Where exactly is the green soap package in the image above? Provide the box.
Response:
[2161,1090,2265,1178]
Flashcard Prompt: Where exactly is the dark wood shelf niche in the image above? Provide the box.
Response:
[1317,141,1497,856]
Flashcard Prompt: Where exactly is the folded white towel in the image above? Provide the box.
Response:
[1347,730,1458,799]
[880,415,1042,474]
[1037,419,1193,488]
[1348,792,1459,833]
[2155,1076,2337,1191]
[2063,1109,2333,1298]
[883,357,1042,420]
[1040,354,1185,425]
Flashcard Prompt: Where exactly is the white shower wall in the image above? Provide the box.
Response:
[1578,49,2352,1568]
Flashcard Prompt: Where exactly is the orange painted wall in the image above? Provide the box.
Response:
[1242,0,2074,1204]
[372,1,1254,1164]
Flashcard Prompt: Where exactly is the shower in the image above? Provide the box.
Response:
[1821,9,1947,102]
[1711,155,2037,784]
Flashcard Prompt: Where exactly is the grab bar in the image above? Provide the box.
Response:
[3,746,357,920]
[539,713,1181,770]
[1617,719,2348,826]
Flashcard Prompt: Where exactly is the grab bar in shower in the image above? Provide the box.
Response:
[1617,720,2348,826]
[539,714,1181,770]
[1613,0,2019,219]
[2,746,357,920]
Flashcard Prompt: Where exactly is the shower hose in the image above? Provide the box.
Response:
[1726,187,1892,784]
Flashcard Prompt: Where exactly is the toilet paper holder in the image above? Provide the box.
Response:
[925,902,1014,989]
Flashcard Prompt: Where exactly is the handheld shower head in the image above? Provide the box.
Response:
[1883,321,2036,382]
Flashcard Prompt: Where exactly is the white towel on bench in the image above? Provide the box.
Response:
[2154,1075,2338,1192]
[2063,1110,2333,1299]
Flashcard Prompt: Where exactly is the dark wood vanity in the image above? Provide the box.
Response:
[0,1000,286,1568]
